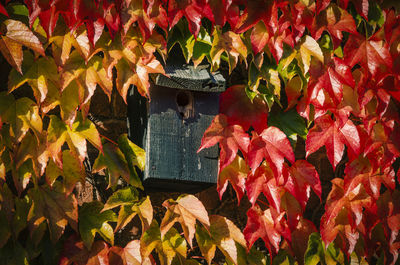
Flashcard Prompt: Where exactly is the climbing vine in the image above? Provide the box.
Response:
[0,0,399,264]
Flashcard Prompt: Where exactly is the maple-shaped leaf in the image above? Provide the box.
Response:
[109,240,152,265]
[247,126,294,176]
[218,155,249,203]
[196,215,246,265]
[344,33,392,78]
[103,187,152,231]
[246,161,283,211]
[220,85,269,133]
[244,205,290,255]
[93,134,144,189]
[320,178,372,253]
[307,56,355,107]
[59,235,110,265]
[284,160,321,211]
[306,114,360,170]
[49,22,99,67]
[210,29,247,74]
[114,45,164,100]
[235,0,281,34]
[71,0,120,45]
[47,115,102,166]
[344,156,395,201]
[79,201,117,249]
[0,93,43,143]
[27,182,78,242]
[160,194,210,247]
[45,150,86,195]
[205,0,240,28]
[0,19,45,73]
[121,0,167,41]
[198,114,250,173]
[8,51,59,104]
[363,122,400,173]
[312,4,357,47]
[61,51,113,102]
[165,0,204,37]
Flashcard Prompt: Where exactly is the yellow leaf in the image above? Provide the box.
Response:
[299,36,324,74]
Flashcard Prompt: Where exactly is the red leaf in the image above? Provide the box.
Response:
[245,162,283,211]
[220,85,268,133]
[290,218,317,263]
[306,114,360,170]
[339,0,369,20]
[320,178,372,255]
[344,33,392,78]
[250,21,270,55]
[198,114,250,173]
[344,157,395,200]
[235,0,282,34]
[308,57,355,107]
[248,127,294,176]
[284,160,321,210]
[0,3,8,16]
[244,205,290,254]
[166,0,204,37]
[59,236,109,265]
[312,3,357,47]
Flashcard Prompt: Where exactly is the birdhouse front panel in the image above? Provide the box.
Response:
[144,84,220,192]
[127,64,225,192]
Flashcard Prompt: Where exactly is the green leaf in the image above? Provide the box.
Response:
[47,115,102,165]
[140,219,162,258]
[8,53,59,104]
[368,1,384,29]
[304,233,325,265]
[268,108,308,146]
[103,185,152,232]
[117,196,153,231]
[93,139,144,189]
[161,228,187,265]
[118,134,145,173]
[272,250,296,265]
[196,225,216,264]
[78,201,117,249]
[103,186,139,211]
[0,92,42,142]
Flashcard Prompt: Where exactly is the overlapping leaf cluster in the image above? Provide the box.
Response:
[0,0,399,264]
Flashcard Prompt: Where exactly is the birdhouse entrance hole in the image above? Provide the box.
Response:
[176,90,193,119]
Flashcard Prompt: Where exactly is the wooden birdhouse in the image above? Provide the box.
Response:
[127,63,225,192]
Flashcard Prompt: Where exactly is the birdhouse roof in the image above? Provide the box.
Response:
[153,64,226,92]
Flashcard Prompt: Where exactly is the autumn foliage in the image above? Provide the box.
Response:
[0,0,399,264]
